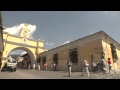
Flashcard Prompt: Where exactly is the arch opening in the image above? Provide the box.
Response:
[7,47,36,69]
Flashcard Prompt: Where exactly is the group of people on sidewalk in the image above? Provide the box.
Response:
[31,57,116,77]
[67,57,116,77]
[36,62,48,71]
[36,62,57,71]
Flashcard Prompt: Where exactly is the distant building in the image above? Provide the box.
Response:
[16,56,24,62]
[7,56,14,61]
[21,53,31,69]
[37,31,120,71]
[16,56,24,68]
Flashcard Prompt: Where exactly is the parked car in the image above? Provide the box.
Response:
[1,59,17,72]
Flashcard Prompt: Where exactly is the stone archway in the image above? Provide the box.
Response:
[2,46,37,68]
[8,47,36,67]
[1,24,45,68]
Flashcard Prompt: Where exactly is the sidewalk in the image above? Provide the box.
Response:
[75,70,120,79]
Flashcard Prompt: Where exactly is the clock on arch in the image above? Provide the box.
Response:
[19,24,30,38]
[23,30,28,36]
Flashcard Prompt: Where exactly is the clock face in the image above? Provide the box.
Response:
[23,31,27,36]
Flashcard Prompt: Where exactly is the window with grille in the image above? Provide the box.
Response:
[110,44,118,62]
[42,56,46,65]
[53,53,58,64]
[69,48,78,63]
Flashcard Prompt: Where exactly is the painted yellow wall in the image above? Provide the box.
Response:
[57,49,69,71]
[37,48,44,54]
[1,31,44,68]
[7,35,23,43]
[38,38,104,71]
[77,39,103,71]
[102,40,120,70]
[116,49,120,69]
[38,41,44,47]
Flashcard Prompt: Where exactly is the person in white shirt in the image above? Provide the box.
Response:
[37,63,40,71]
[67,59,72,77]
[81,58,89,76]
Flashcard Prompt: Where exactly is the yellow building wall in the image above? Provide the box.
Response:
[77,39,103,71]
[102,41,115,70]
[116,49,120,69]
[7,36,22,42]
[57,49,69,71]
[102,40,120,70]
[37,48,44,54]
[3,32,8,39]
[3,32,44,48]
[38,41,44,47]
[39,53,53,70]
[38,38,120,71]
[27,40,37,46]
[102,40,112,60]
[2,32,44,68]
[39,38,104,71]
[45,54,53,70]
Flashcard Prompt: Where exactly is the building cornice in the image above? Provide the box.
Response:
[3,39,44,49]
[3,31,44,43]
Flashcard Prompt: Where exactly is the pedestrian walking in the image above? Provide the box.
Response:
[107,58,116,74]
[37,63,40,71]
[67,59,72,77]
[51,63,57,71]
[33,64,35,70]
[27,61,31,69]
[44,62,48,70]
[101,58,107,73]
[81,58,89,76]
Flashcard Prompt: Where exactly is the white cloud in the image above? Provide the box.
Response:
[9,51,18,55]
[45,42,54,46]
[64,41,70,44]
[89,32,94,35]
[21,51,27,55]
[4,23,37,38]
[27,24,36,37]
[61,41,70,45]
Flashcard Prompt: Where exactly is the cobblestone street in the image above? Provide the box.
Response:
[0,68,120,79]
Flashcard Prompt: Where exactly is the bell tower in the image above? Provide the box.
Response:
[20,24,30,38]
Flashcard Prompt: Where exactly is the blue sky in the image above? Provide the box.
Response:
[1,11,120,55]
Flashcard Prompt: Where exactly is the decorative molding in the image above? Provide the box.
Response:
[3,31,44,43]
[4,39,44,49]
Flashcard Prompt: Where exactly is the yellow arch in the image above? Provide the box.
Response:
[2,30,45,68]
[7,47,36,65]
